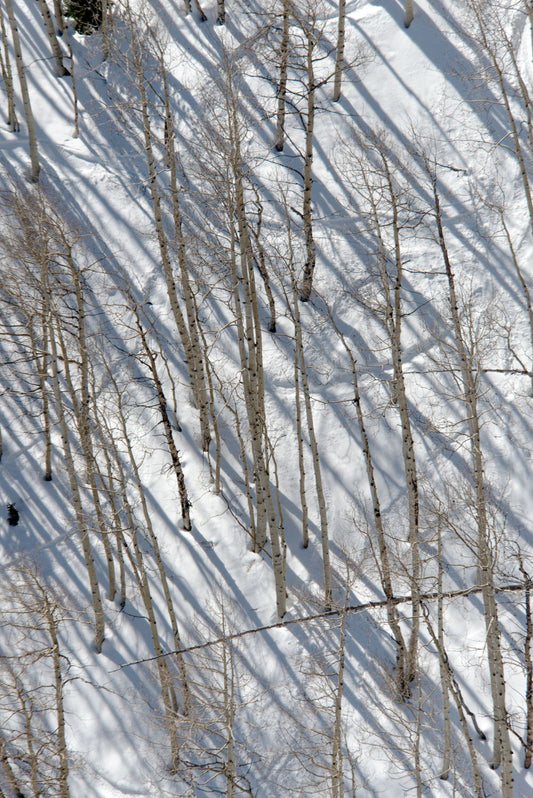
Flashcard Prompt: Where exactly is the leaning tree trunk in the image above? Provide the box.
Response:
[405,0,414,27]
[36,0,69,76]
[4,0,39,180]
[432,167,513,796]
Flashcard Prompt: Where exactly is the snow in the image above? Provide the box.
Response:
[2,0,533,795]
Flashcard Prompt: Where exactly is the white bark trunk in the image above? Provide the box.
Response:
[36,0,69,76]
[333,0,346,102]
[4,0,39,180]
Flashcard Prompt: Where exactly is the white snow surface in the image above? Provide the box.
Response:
[1,0,533,796]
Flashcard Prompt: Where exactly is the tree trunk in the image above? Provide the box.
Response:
[4,0,39,180]
[293,278,331,606]
[333,0,346,102]
[0,3,18,131]
[405,0,414,27]
[48,314,105,652]
[275,0,290,151]
[300,30,316,301]
[432,167,513,794]
[36,0,69,76]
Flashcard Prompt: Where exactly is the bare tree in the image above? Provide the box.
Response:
[0,564,74,798]
[333,0,346,101]
[3,0,39,180]
[0,2,18,131]
[428,160,513,794]
[36,0,69,77]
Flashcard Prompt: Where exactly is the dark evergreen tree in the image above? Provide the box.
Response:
[65,0,102,34]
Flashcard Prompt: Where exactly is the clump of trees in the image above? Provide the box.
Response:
[65,0,102,33]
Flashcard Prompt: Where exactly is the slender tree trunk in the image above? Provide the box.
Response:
[437,519,451,780]
[216,0,225,25]
[0,3,18,131]
[294,329,309,548]
[4,0,39,180]
[132,303,192,530]
[300,30,316,301]
[405,0,414,27]
[105,365,190,712]
[63,27,79,137]
[0,731,25,798]
[432,167,513,794]
[45,604,70,798]
[293,278,331,606]
[52,0,64,33]
[384,156,420,687]
[160,60,211,450]
[333,0,346,102]
[328,309,408,696]
[276,0,290,151]
[36,0,69,76]
[127,19,208,446]
[48,314,105,652]
[499,211,533,395]
[424,608,484,797]
[519,558,533,768]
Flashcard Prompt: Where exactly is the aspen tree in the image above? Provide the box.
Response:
[103,359,191,713]
[297,4,318,302]
[291,565,356,798]
[48,310,105,652]
[193,46,286,616]
[338,130,423,691]
[292,275,331,606]
[93,384,186,769]
[0,566,74,798]
[325,304,409,696]
[429,162,513,795]
[118,6,211,450]
[355,136,422,688]
[0,185,105,650]
[52,0,65,32]
[422,605,485,798]
[36,0,69,76]
[0,3,18,131]
[517,553,533,768]
[179,597,259,796]
[63,25,79,137]
[4,0,39,180]
[275,0,290,151]
[156,43,211,451]
[0,190,62,482]
[464,1,533,231]
[333,0,346,101]
[127,294,192,531]
[290,3,367,300]
[217,0,226,25]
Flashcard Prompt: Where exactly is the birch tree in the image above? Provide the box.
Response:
[333,0,346,101]
[428,160,513,795]
[0,2,18,131]
[4,0,39,180]
[115,4,212,451]
[36,0,69,76]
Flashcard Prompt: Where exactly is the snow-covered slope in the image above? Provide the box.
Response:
[1,0,533,796]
